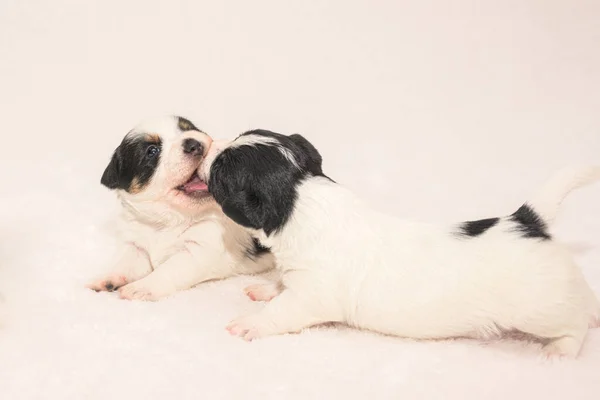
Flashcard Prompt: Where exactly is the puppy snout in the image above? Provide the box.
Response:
[183,138,203,156]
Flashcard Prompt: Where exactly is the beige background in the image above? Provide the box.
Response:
[1,1,599,399]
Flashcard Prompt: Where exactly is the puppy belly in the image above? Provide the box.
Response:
[350,281,590,342]
[352,303,492,340]
[345,240,590,340]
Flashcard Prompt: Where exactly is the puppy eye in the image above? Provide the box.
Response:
[146,145,160,158]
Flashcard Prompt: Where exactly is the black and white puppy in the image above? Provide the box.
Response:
[87,117,273,300]
[199,130,600,358]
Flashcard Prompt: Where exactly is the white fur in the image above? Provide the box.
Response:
[228,134,300,169]
[213,158,600,358]
[228,134,279,149]
[101,203,274,301]
[88,117,273,300]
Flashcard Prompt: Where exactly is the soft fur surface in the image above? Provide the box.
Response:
[1,161,600,400]
[2,0,600,398]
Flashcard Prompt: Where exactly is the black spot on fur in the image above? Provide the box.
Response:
[101,134,162,192]
[245,237,271,260]
[510,204,551,240]
[458,217,500,237]
[177,116,201,132]
[209,130,330,235]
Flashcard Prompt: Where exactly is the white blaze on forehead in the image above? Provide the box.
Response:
[229,134,299,169]
[229,134,280,148]
[127,115,180,139]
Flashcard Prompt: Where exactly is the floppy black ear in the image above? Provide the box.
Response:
[221,190,266,230]
[100,149,123,189]
[289,134,323,175]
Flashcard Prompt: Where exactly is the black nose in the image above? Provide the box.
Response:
[183,138,203,156]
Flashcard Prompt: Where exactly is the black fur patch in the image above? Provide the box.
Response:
[458,217,500,237]
[101,134,162,192]
[177,117,201,132]
[510,204,551,240]
[208,130,329,235]
[245,237,271,260]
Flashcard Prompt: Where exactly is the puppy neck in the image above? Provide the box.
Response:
[117,192,219,229]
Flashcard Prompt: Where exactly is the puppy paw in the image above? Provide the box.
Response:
[542,336,582,360]
[226,315,270,341]
[86,275,128,292]
[118,282,161,301]
[244,282,281,302]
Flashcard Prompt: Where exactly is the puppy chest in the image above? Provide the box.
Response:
[130,229,188,266]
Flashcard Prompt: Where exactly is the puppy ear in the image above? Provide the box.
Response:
[221,190,265,230]
[289,134,323,175]
[100,149,122,189]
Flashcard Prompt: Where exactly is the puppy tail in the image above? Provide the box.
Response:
[525,165,600,225]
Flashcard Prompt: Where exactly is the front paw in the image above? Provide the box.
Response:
[244,282,281,302]
[118,282,162,301]
[225,314,272,341]
[86,275,128,292]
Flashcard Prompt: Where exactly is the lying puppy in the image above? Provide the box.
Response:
[199,130,600,357]
[87,117,273,300]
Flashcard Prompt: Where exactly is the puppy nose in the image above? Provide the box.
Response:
[183,138,203,156]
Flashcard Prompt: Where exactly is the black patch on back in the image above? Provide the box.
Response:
[510,204,551,240]
[209,130,329,235]
[245,237,271,260]
[458,217,500,237]
[101,134,162,192]
[177,116,201,132]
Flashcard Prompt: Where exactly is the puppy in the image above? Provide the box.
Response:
[199,130,600,357]
[87,117,273,301]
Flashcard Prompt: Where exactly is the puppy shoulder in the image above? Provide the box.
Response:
[116,220,156,246]
[179,215,229,247]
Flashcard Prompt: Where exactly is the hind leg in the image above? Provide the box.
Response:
[542,328,588,358]
[513,307,588,358]
[588,307,600,329]
[583,283,600,328]
[588,302,600,329]
[523,321,587,358]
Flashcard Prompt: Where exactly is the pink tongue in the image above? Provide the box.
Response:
[183,176,208,192]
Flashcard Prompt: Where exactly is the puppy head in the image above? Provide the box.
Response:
[198,130,325,235]
[101,116,214,212]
